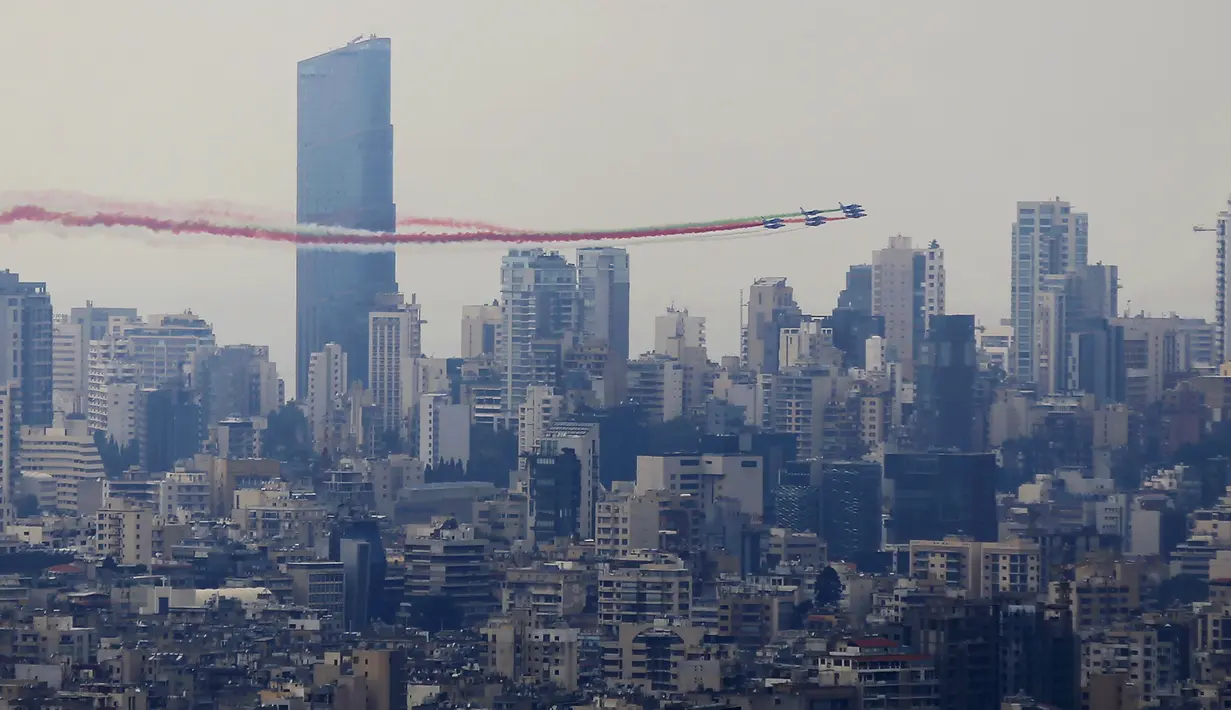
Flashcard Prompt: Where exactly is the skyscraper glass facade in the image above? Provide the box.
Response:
[296,37,397,398]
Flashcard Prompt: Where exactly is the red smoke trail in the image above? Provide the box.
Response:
[398,216,518,232]
[4,191,518,233]
[0,204,785,245]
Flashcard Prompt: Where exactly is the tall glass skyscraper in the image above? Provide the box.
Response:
[296,37,397,398]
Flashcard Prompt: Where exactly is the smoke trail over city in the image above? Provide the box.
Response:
[0,194,864,246]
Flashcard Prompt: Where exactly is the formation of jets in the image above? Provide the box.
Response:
[762,203,866,230]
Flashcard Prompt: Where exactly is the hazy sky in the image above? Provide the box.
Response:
[1,2,1228,391]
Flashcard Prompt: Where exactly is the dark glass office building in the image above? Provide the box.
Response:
[329,515,390,629]
[528,445,582,543]
[296,37,397,398]
[884,451,997,544]
[774,461,821,533]
[138,383,203,473]
[820,461,884,571]
[915,315,978,451]
[0,272,52,427]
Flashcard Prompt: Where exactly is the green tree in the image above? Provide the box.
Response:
[93,431,124,477]
[264,402,314,465]
[814,566,843,609]
[467,424,517,486]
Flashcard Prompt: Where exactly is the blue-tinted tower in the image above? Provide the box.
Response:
[329,514,389,629]
[296,37,397,398]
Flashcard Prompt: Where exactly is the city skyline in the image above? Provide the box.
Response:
[3,6,1231,705]
[1,2,1227,388]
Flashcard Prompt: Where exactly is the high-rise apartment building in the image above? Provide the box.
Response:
[871,237,945,377]
[69,304,139,341]
[497,249,581,419]
[626,355,685,422]
[838,264,874,316]
[92,312,215,390]
[306,343,348,446]
[69,303,137,388]
[526,444,582,545]
[0,383,14,529]
[1031,264,1121,396]
[296,37,397,398]
[461,303,501,359]
[577,247,630,361]
[1010,199,1089,382]
[517,385,563,455]
[368,293,423,437]
[85,313,214,441]
[52,316,84,416]
[95,497,153,566]
[653,308,710,415]
[1213,197,1231,365]
[540,420,600,539]
[418,392,470,467]
[654,308,706,356]
[743,277,801,375]
[21,416,106,516]
[190,345,281,427]
[0,271,53,427]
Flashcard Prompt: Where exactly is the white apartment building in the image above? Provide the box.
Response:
[977,319,1013,372]
[159,471,211,519]
[95,497,152,566]
[1213,197,1231,364]
[85,311,213,438]
[498,249,580,420]
[89,312,214,391]
[460,303,500,359]
[418,393,470,467]
[871,236,945,377]
[86,338,137,438]
[305,343,348,447]
[655,308,705,357]
[517,385,564,455]
[1010,199,1088,382]
[864,335,887,372]
[597,552,692,631]
[214,417,266,460]
[1081,626,1164,707]
[577,247,631,361]
[626,356,684,423]
[755,368,852,460]
[779,320,838,370]
[594,490,661,558]
[19,416,105,516]
[52,316,85,416]
[19,417,103,478]
[634,453,764,522]
[905,537,1043,598]
[1112,315,1180,406]
[743,277,798,375]
[924,239,946,326]
[368,293,423,437]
